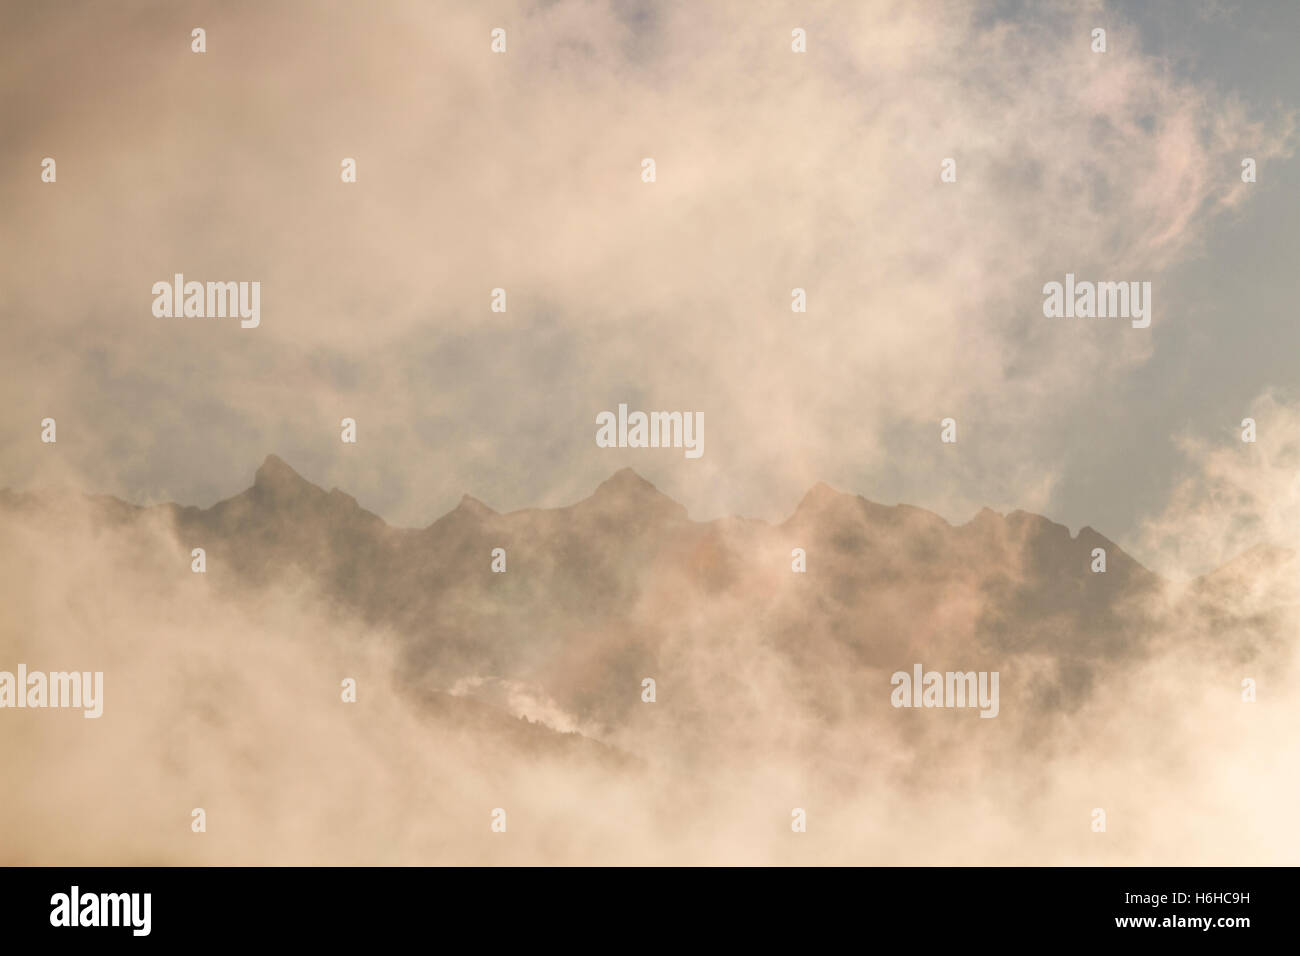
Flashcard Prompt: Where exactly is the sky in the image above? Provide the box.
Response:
[1,0,1296,578]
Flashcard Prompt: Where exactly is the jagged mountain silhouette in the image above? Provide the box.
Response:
[3,454,1287,737]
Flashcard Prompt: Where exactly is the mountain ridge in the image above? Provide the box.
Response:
[0,453,1148,567]
[0,454,1286,754]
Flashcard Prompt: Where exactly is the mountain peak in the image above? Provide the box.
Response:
[256,453,302,483]
[791,480,856,516]
[801,480,843,502]
[594,467,661,497]
[456,494,498,519]
[584,468,687,519]
[252,454,320,502]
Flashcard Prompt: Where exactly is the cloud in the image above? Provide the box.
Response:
[1139,389,1300,577]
